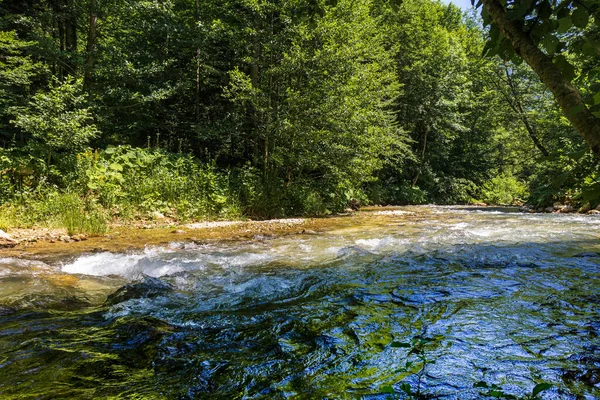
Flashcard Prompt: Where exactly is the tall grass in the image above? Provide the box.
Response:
[0,192,107,236]
[56,193,107,236]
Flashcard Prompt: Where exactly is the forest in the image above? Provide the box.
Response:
[1,0,599,232]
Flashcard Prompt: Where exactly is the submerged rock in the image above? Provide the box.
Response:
[105,276,174,306]
[336,245,372,258]
[0,305,16,316]
[563,369,600,387]
[573,252,600,258]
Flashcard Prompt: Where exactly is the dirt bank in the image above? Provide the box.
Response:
[0,213,363,259]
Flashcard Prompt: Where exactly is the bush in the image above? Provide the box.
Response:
[365,179,427,205]
[428,177,478,204]
[72,146,241,221]
[481,174,528,205]
[55,193,107,236]
[0,192,107,235]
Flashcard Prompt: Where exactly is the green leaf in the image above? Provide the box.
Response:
[552,171,570,189]
[589,67,600,80]
[553,55,575,80]
[105,146,117,154]
[556,2,570,19]
[109,163,123,171]
[567,148,588,160]
[582,183,600,202]
[572,8,589,28]
[582,41,600,57]
[532,382,552,396]
[557,16,572,33]
[543,35,560,55]
[482,40,499,57]
[482,8,492,25]
[399,382,413,395]
[538,0,552,22]
[474,381,489,388]
[499,37,517,60]
[390,341,411,348]
[381,385,395,394]
[113,172,124,183]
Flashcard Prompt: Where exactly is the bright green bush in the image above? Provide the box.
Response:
[481,174,528,205]
[54,193,107,236]
[0,191,107,235]
[72,146,241,221]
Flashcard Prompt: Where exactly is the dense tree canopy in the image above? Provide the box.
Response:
[477,0,600,154]
[0,0,598,225]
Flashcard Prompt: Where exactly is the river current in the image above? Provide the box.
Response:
[1,206,599,399]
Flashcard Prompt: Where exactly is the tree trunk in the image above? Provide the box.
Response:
[83,0,97,91]
[65,0,77,75]
[195,0,200,122]
[490,69,550,156]
[516,102,549,156]
[412,125,428,186]
[481,0,600,156]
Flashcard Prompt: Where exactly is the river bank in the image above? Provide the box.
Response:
[3,204,600,258]
[0,215,319,258]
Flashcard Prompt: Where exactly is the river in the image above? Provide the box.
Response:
[1,206,599,399]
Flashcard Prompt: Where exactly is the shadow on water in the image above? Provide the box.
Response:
[1,214,600,398]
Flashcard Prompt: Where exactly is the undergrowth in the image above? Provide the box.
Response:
[0,145,369,234]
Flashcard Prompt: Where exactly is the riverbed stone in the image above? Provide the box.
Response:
[578,202,591,213]
[0,229,18,248]
[105,276,174,306]
[151,211,166,221]
[347,198,361,211]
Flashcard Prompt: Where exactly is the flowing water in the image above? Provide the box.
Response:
[1,206,600,399]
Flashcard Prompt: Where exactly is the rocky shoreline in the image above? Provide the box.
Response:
[2,204,599,256]
[518,202,600,214]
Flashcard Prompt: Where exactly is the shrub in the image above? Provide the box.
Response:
[55,193,107,236]
[481,174,528,205]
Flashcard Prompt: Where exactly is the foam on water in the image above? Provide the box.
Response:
[61,246,276,279]
[61,252,148,278]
